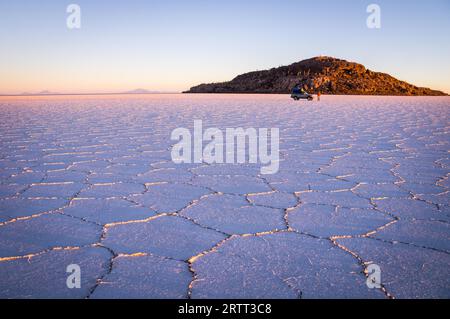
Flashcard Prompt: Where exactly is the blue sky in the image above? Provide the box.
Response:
[1,0,449,94]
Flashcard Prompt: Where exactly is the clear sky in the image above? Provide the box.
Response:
[1,0,449,94]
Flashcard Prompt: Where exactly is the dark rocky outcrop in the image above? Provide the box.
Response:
[184,56,447,95]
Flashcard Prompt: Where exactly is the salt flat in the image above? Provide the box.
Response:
[0,94,449,299]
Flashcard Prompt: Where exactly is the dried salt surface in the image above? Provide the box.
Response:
[6,171,46,184]
[247,191,298,209]
[298,190,372,208]
[133,168,193,184]
[78,182,145,198]
[191,175,272,195]
[102,215,227,260]
[44,170,87,183]
[22,182,85,199]
[190,232,385,299]
[288,203,393,237]
[373,198,450,222]
[0,184,28,198]
[0,197,68,219]
[336,237,450,299]
[371,219,450,252]
[180,194,286,234]
[90,254,192,299]
[0,94,449,299]
[352,183,410,199]
[61,198,157,224]
[0,247,111,298]
[0,213,102,257]
[129,183,211,213]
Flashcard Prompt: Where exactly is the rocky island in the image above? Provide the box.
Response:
[184,56,447,96]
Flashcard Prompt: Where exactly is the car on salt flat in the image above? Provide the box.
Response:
[291,87,314,101]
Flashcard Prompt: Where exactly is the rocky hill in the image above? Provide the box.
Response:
[184,56,446,96]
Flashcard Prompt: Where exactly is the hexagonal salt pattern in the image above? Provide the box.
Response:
[0,94,449,298]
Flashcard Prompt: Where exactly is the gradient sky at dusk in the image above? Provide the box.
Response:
[1,0,449,94]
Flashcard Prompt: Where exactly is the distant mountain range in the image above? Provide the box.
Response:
[1,89,171,96]
[122,88,165,94]
[36,90,58,95]
[184,56,447,96]
[17,90,61,96]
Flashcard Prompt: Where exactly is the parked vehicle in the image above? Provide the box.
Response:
[291,87,314,101]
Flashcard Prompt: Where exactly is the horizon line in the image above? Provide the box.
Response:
[0,91,183,97]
